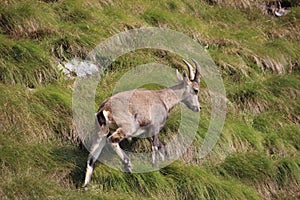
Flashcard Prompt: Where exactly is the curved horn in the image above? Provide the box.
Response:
[176,69,183,81]
[191,58,201,83]
[182,59,195,80]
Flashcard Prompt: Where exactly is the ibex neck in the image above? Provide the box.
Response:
[158,83,185,112]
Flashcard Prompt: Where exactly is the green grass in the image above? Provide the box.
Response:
[0,0,299,199]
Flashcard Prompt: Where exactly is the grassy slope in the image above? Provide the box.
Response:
[0,0,299,199]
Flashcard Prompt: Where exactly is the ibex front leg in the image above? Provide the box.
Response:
[108,128,133,173]
[152,128,166,168]
[83,135,106,188]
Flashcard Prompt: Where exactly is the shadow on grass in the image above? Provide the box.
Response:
[51,144,89,188]
[51,138,154,189]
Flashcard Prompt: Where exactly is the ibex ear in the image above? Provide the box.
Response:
[176,69,183,81]
[182,71,188,83]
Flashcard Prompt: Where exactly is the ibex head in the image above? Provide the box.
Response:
[176,58,202,112]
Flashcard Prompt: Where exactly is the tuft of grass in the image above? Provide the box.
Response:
[0,35,57,87]
[0,0,58,39]
[0,83,74,143]
[220,153,275,182]
[275,158,300,189]
[162,162,261,200]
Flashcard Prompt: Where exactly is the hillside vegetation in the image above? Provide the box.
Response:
[0,0,299,199]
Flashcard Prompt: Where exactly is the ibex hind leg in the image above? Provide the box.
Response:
[83,136,106,188]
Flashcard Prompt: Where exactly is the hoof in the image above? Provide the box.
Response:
[82,184,89,191]
[123,161,133,173]
[157,144,166,161]
[124,166,133,174]
[152,161,159,169]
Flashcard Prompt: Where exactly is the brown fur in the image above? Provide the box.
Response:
[109,128,126,143]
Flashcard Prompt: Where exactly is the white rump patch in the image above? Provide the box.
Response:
[103,110,111,123]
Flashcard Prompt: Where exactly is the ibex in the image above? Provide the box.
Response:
[83,59,202,188]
